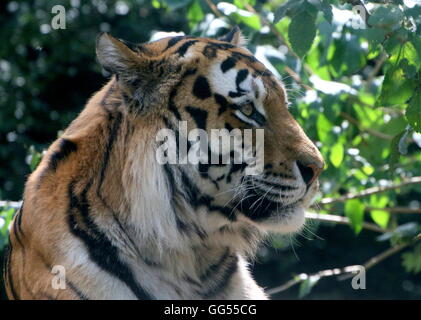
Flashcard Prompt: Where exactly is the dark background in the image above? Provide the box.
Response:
[1,0,420,300]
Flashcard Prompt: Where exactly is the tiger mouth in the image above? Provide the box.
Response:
[236,186,302,221]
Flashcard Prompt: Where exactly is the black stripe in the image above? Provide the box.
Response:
[67,280,88,300]
[203,45,218,59]
[225,122,234,131]
[164,36,186,51]
[253,179,299,191]
[198,194,237,221]
[221,57,236,73]
[199,250,238,298]
[199,248,230,281]
[168,90,182,120]
[163,164,190,233]
[119,38,140,52]
[228,91,245,98]
[185,106,208,130]
[192,76,212,100]
[49,138,77,171]
[67,181,152,300]
[214,94,230,116]
[16,201,24,230]
[236,69,249,87]
[97,111,122,198]
[218,26,239,43]
[177,40,198,57]
[226,162,247,183]
[231,51,258,64]
[180,170,200,207]
[11,210,24,247]
[4,243,19,299]
[208,41,235,50]
[167,68,197,120]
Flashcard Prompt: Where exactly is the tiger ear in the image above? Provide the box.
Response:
[218,26,247,47]
[96,32,143,75]
[96,33,175,112]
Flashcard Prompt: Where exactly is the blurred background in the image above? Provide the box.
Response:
[1,0,420,299]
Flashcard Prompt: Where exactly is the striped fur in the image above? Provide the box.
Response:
[4,28,323,300]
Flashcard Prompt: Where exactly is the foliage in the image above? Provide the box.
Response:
[0,0,420,299]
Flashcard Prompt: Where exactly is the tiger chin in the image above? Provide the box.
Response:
[4,27,324,300]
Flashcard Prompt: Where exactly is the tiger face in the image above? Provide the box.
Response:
[96,27,324,235]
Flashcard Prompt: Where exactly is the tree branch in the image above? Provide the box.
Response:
[268,233,421,295]
[365,51,388,90]
[0,200,21,210]
[305,212,385,233]
[338,232,421,280]
[267,265,363,295]
[366,206,421,214]
[203,0,223,18]
[320,176,421,205]
[339,111,393,140]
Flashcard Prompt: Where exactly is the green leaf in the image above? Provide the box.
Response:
[298,275,320,298]
[187,0,204,27]
[399,59,417,79]
[370,210,389,228]
[28,145,43,172]
[389,129,406,171]
[319,0,332,24]
[345,199,365,234]
[288,9,317,57]
[234,12,261,30]
[406,90,421,132]
[316,113,333,142]
[0,206,15,250]
[364,28,387,47]
[401,41,419,66]
[377,66,416,106]
[402,244,421,274]
[274,0,303,24]
[377,222,419,243]
[330,142,344,168]
[368,6,404,31]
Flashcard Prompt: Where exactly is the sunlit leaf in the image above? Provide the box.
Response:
[345,199,365,234]
[370,210,389,228]
[298,275,320,298]
[406,90,421,132]
[330,142,344,168]
[316,113,333,142]
[377,66,416,106]
[288,9,317,57]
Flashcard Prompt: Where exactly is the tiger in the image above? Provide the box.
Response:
[3,27,324,300]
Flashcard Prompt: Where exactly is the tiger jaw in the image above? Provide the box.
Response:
[238,179,318,233]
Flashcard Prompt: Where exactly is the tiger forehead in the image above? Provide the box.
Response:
[145,36,270,73]
[142,36,279,99]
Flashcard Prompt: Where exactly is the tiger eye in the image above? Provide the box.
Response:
[241,103,253,116]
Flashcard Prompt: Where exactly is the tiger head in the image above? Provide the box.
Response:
[95,27,324,240]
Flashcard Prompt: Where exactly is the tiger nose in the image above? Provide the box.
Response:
[297,161,323,186]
